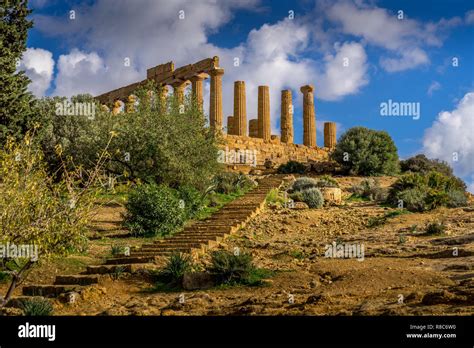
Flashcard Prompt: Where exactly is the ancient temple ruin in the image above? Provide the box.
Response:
[96,56,337,170]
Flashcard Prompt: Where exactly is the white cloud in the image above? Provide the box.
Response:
[427,81,441,96]
[318,41,368,100]
[465,10,474,24]
[422,92,474,183]
[19,47,54,97]
[324,0,463,72]
[53,48,141,97]
[380,47,429,72]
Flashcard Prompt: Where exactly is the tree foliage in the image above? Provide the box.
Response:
[0,131,108,307]
[0,0,35,144]
[331,127,399,176]
[34,86,221,190]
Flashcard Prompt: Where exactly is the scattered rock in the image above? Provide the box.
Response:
[421,290,456,305]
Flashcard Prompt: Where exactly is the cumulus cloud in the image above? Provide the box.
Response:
[324,0,464,72]
[19,47,55,97]
[422,92,474,184]
[317,41,368,100]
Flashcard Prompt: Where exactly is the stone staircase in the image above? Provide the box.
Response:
[21,176,283,298]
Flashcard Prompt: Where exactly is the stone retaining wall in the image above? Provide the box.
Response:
[219,134,330,170]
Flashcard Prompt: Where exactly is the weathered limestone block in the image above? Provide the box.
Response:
[320,187,342,205]
[209,68,224,130]
[301,85,316,147]
[281,90,293,143]
[324,122,337,149]
[249,119,258,137]
[233,81,247,136]
[158,86,169,109]
[257,86,271,140]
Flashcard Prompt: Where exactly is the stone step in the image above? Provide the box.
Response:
[129,251,176,257]
[84,263,156,274]
[170,233,227,239]
[105,256,156,265]
[54,275,100,286]
[143,242,202,248]
[23,285,84,297]
[138,246,194,251]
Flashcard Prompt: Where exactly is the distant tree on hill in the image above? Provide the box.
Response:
[331,127,399,176]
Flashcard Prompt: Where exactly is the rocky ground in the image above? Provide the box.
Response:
[3,176,473,316]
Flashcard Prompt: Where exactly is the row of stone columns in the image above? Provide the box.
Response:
[108,67,225,132]
[106,68,336,149]
[226,82,336,149]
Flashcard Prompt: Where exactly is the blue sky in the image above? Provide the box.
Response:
[21,0,474,189]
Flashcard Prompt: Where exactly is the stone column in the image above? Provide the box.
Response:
[233,81,247,136]
[227,116,234,134]
[112,100,123,115]
[301,85,316,147]
[190,74,206,111]
[257,85,271,140]
[324,122,337,149]
[280,89,293,144]
[249,119,258,138]
[172,81,188,105]
[126,95,137,113]
[209,68,224,131]
[157,85,169,110]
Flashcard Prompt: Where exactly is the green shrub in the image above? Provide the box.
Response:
[213,172,255,194]
[331,127,399,176]
[387,171,467,212]
[123,184,186,237]
[289,191,304,202]
[177,185,204,219]
[34,86,221,189]
[315,175,339,188]
[155,253,194,288]
[400,154,453,177]
[110,244,125,256]
[277,161,306,174]
[207,250,254,284]
[0,271,11,284]
[290,177,318,193]
[21,298,53,316]
[350,178,387,202]
[266,188,285,206]
[396,188,428,212]
[446,189,468,208]
[301,187,324,208]
[424,222,446,235]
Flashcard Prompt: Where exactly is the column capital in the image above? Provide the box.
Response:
[189,73,208,82]
[209,67,225,76]
[171,80,190,88]
[300,84,314,94]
